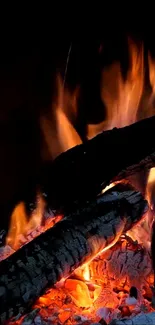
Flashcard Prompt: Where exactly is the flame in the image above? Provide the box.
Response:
[101,39,144,129]
[64,279,93,308]
[6,194,45,250]
[6,194,63,252]
[102,182,116,194]
[148,53,155,102]
[146,168,155,210]
[6,202,28,250]
[87,39,145,138]
[83,264,91,281]
[40,77,82,160]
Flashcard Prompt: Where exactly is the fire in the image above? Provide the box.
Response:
[83,264,91,281]
[87,39,144,138]
[40,77,82,160]
[87,38,155,248]
[64,279,92,308]
[146,168,155,210]
[101,39,144,128]
[6,38,155,254]
[4,38,155,324]
[6,194,45,250]
[6,194,63,251]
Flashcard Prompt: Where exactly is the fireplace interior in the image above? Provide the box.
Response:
[1,25,155,325]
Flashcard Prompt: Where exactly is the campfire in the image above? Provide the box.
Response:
[1,38,155,325]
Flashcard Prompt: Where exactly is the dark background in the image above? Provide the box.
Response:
[0,13,155,230]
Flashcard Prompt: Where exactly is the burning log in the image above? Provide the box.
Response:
[109,311,155,325]
[0,184,147,323]
[89,236,153,293]
[41,115,155,210]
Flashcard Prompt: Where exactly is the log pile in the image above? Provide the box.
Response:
[40,115,155,211]
[0,184,147,324]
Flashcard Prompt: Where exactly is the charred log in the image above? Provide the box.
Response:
[40,115,155,211]
[0,184,147,323]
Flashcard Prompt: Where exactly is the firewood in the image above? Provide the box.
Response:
[0,184,147,324]
[109,311,155,324]
[40,115,155,211]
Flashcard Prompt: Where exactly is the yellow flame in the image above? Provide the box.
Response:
[6,194,45,250]
[6,202,28,250]
[87,39,145,138]
[40,77,82,160]
[64,279,93,307]
[146,168,155,210]
[83,264,91,281]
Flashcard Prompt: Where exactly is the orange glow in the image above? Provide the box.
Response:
[83,264,91,281]
[6,194,63,251]
[40,76,82,160]
[87,39,145,138]
[64,279,93,307]
[102,182,116,194]
[146,168,155,210]
[148,53,155,102]
[6,202,28,250]
[6,194,45,250]
[101,39,143,129]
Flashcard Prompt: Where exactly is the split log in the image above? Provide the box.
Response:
[109,311,155,325]
[40,115,155,210]
[0,184,147,323]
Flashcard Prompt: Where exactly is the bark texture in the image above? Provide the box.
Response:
[0,184,147,323]
[41,115,155,211]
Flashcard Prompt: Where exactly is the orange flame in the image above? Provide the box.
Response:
[146,168,155,210]
[64,279,93,307]
[40,77,82,160]
[5,194,63,253]
[101,39,144,129]
[6,194,45,250]
[87,39,145,138]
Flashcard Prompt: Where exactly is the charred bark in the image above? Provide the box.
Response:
[40,115,155,211]
[0,184,147,323]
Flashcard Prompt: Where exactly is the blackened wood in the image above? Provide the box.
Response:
[40,115,155,211]
[0,185,147,323]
